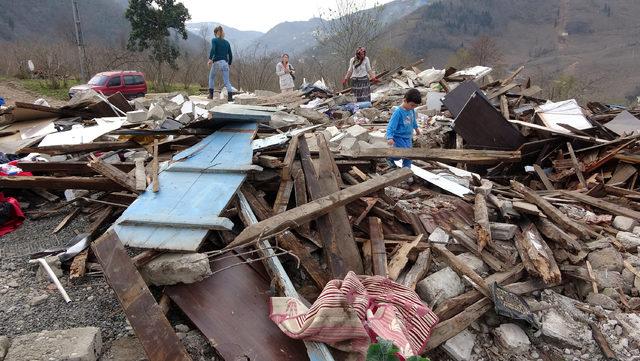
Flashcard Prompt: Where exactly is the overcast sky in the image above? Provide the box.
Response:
[179,0,394,33]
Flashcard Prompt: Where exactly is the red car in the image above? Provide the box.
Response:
[69,71,147,99]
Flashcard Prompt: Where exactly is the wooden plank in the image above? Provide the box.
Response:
[228,168,412,249]
[315,133,362,276]
[586,260,598,294]
[21,140,140,155]
[114,122,257,252]
[508,119,609,144]
[589,323,618,360]
[369,217,388,277]
[515,222,561,284]
[0,176,124,191]
[92,231,191,361]
[401,248,431,290]
[474,193,492,252]
[352,197,378,226]
[585,139,636,173]
[166,253,310,361]
[52,207,80,234]
[241,187,330,289]
[500,95,510,120]
[134,159,147,191]
[17,161,135,176]
[387,234,423,281]
[533,164,555,191]
[273,179,294,214]
[487,83,518,100]
[88,157,139,193]
[425,279,552,351]
[451,230,506,272]
[152,139,159,193]
[512,201,545,217]
[69,249,88,282]
[236,191,335,361]
[566,142,587,188]
[560,190,640,220]
[281,133,300,181]
[292,165,311,236]
[433,244,491,298]
[511,181,591,239]
[606,163,637,186]
[341,148,521,164]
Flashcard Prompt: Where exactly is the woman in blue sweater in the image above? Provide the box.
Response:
[207,26,235,101]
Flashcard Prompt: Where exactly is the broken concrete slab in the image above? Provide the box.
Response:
[416,267,465,306]
[0,336,10,361]
[5,327,102,361]
[587,247,623,272]
[442,329,476,361]
[617,232,640,250]
[428,227,450,244]
[586,292,618,310]
[541,309,587,348]
[325,126,340,138]
[616,313,640,345]
[140,253,212,286]
[125,110,147,124]
[633,226,640,236]
[456,252,488,275]
[613,216,639,232]
[146,104,165,121]
[340,136,360,152]
[493,323,530,353]
[344,124,370,141]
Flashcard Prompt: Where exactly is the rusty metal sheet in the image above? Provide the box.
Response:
[91,231,191,361]
[165,254,309,361]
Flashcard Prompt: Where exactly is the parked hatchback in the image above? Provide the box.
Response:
[69,71,147,99]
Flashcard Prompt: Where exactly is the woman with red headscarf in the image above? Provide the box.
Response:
[342,46,378,102]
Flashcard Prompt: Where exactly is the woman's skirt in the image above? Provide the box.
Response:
[351,76,371,102]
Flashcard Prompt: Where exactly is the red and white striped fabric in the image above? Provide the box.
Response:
[269,271,439,359]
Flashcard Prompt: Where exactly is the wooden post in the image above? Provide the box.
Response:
[369,217,388,277]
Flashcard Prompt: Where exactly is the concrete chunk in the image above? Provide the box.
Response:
[442,329,475,361]
[613,216,638,232]
[5,327,102,361]
[456,252,488,275]
[141,253,212,286]
[125,110,147,124]
[493,323,530,353]
[617,232,640,250]
[339,136,360,152]
[587,247,623,272]
[0,336,10,361]
[146,104,165,121]
[428,227,449,244]
[633,226,640,235]
[344,124,370,141]
[541,309,586,348]
[325,126,340,138]
[416,267,464,306]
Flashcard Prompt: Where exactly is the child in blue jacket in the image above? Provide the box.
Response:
[386,88,422,168]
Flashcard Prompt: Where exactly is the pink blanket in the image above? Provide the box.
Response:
[270,271,438,359]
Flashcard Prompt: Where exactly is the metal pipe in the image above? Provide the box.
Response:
[29,258,72,303]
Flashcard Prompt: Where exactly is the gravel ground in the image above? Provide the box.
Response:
[0,200,217,360]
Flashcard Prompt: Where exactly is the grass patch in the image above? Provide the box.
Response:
[147,82,204,95]
[18,78,82,101]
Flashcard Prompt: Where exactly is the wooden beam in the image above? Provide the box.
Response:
[425,279,552,351]
[92,231,191,361]
[88,157,139,193]
[515,222,561,284]
[401,248,431,290]
[21,140,140,155]
[474,193,492,253]
[226,168,412,249]
[533,164,555,191]
[0,176,124,191]
[134,159,147,191]
[341,148,521,165]
[272,179,294,214]
[451,230,506,272]
[369,217,388,277]
[511,180,591,239]
[433,244,491,298]
[560,190,640,220]
[240,186,330,289]
[281,133,300,181]
[152,139,159,193]
[18,161,135,175]
[387,234,423,280]
[566,142,587,188]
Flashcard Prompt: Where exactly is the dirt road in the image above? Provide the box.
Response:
[0,79,64,106]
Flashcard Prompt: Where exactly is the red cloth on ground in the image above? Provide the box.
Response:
[0,193,25,236]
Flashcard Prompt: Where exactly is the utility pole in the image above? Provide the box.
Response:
[71,0,87,81]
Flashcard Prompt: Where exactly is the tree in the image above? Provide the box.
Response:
[315,0,384,68]
[125,0,190,91]
[468,35,503,66]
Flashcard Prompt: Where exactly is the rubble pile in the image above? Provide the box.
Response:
[0,61,640,361]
